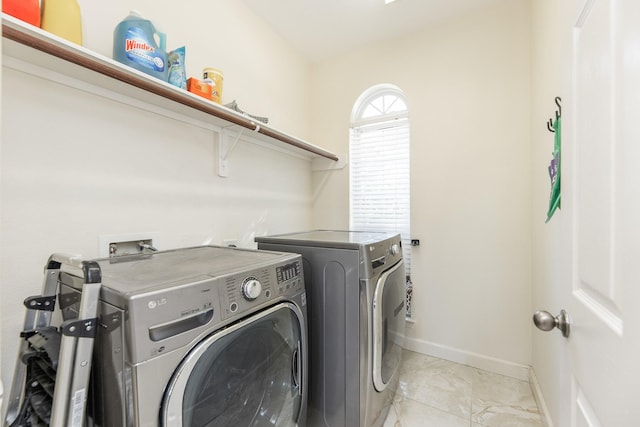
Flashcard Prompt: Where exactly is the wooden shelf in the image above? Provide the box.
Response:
[1,14,339,162]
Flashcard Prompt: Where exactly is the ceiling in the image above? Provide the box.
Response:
[241,0,502,63]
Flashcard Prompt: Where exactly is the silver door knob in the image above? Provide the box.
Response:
[533,309,570,338]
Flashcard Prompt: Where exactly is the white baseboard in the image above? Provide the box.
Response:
[402,336,530,381]
[529,367,554,427]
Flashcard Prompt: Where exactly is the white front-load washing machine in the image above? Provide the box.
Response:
[57,245,308,427]
[256,230,406,427]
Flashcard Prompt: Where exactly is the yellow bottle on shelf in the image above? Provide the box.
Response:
[41,0,83,45]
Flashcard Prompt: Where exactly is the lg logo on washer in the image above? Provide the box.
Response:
[148,298,167,309]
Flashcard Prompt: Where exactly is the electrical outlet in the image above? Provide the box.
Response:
[99,232,159,257]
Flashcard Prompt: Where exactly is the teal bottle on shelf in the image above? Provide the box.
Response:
[113,10,168,82]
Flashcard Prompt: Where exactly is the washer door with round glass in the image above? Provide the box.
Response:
[162,302,306,426]
[372,260,406,392]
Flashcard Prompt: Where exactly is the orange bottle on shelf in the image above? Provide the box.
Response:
[41,0,83,45]
[2,0,41,27]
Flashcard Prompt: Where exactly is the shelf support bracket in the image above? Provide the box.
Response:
[218,128,245,177]
[311,154,347,172]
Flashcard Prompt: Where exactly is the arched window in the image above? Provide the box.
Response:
[350,84,412,317]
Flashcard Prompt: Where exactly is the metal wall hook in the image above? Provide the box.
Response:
[547,119,555,133]
[546,96,562,133]
[554,96,562,119]
[533,309,570,338]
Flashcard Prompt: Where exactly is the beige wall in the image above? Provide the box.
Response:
[531,1,574,425]
[1,0,312,393]
[310,0,533,374]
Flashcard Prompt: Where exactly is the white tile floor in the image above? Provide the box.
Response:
[384,350,543,427]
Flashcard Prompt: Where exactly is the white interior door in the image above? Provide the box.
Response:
[564,0,640,425]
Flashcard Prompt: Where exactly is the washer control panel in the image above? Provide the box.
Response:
[276,262,300,283]
[275,261,302,295]
[221,260,303,320]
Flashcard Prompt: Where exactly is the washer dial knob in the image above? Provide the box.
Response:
[242,278,262,300]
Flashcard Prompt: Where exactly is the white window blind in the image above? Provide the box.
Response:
[349,117,411,275]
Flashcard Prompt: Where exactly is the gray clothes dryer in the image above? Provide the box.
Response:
[57,246,308,427]
[256,230,406,427]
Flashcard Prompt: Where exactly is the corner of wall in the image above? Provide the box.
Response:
[529,366,554,427]
[403,336,530,381]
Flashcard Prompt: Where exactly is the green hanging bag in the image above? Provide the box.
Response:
[546,117,561,222]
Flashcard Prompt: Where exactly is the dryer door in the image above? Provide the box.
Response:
[162,302,305,427]
[372,260,407,392]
